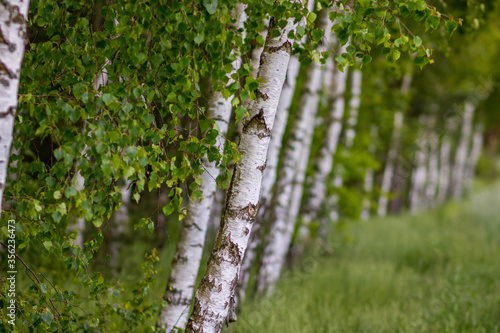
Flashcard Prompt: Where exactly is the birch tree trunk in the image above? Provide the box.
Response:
[109,179,131,266]
[237,1,315,303]
[236,49,298,305]
[158,5,247,332]
[463,123,483,194]
[361,126,377,220]
[299,40,349,242]
[328,68,362,223]
[409,116,428,213]
[423,133,439,208]
[185,7,301,332]
[0,0,30,218]
[436,120,457,204]
[377,74,412,216]
[256,9,330,295]
[450,102,475,199]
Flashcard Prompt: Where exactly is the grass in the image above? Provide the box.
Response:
[231,183,500,333]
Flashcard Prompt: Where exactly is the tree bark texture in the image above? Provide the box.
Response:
[185,6,301,332]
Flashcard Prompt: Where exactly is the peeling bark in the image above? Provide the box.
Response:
[0,0,30,218]
[185,4,301,332]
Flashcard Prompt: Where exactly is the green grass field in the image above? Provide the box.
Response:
[231,184,500,333]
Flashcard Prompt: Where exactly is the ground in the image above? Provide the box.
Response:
[231,182,500,333]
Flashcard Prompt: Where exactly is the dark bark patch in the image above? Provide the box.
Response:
[255,89,269,101]
[266,41,292,54]
[243,108,271,139]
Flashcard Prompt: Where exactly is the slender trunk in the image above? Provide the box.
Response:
[328,69,362,223]
[0,0,31,218]
[377,74,412,216]
[159,5,247,332]
[255,62,319,295]
[109,179,131,266]
[463,123,483,194]
[236,49,298,305]
[436,134,451,204]
[257,9,330,295]
[185,7,301,332]
[408,116,428,213]
[299,39,348,241]
[450,102,475,199]
[423,133,439,208]
[360,126,377,220]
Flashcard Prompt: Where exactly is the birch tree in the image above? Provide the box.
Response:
[409,116,429,213]
[360,126,378,220]
[463,123,484,194]
[158,5,247,332]
[0,0,31,217]
[328,68,362,223]
[436,120,457,204]
[423,132,439,208]
[185,4,302,331]
[236,47,298,304]
[377,74,412,216]
[298,40,349,243]
[450,102,475,199]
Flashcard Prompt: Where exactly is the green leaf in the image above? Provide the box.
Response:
[194,34,204,44]
[163,204,175,216]
[425,15,440,31]
[41,312,53,325]
[102,93,114,106]
[235,106,248,123]
[43,241,53,250]
[445,20,458,36]
[40,283,48,294]
[311,29,323,42]
[413,36,423,47]
[64,186,77,198]
[203,0,218,15]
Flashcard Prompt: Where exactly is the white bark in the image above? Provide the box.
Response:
[423,132,439,208]
[236,49,298,305]
[377,74,412,216]
[361,126,377,220]
[409,116,428,214]
[109,179,131,265]
[328,69,362,222]
[299,39,348,240]
[436,133,452,204]
[257,9,330,295]
[159,5,247,332]
[75,171,86,249]
[463,123,483,194]
[0,0,30,218]
[450,102,475,199]
[185,6,301,332]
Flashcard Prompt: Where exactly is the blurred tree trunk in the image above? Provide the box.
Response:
[463,123,484,194]
[299,39,348,244]
[158,5,247,332]
[185,6,301,332]
[378,74,412,216]
[409,116,429,213]
[257,9,330,294]
[450,102,475,199]
[327,69,362,223]
[436,120,457,204]
[236,43,298,305]
[361,126,378,220]
[0,0,31,218]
